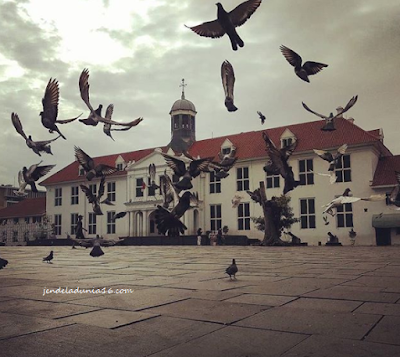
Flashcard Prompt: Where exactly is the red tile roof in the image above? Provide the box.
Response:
[41,118,391,185]
[372,156,400,186]
[0,197,46,219]
[41,147,167,185]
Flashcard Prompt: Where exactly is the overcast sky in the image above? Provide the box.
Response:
[1,0,399,186]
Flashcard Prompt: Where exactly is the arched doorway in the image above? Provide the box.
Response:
[148,211,158,236]
[135,212,143,236]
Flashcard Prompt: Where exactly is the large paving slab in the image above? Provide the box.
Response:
[1,245,400,356]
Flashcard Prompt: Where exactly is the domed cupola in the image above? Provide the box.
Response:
[168,79,196,154]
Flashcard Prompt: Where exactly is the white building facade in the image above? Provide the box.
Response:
[41,95,400,246]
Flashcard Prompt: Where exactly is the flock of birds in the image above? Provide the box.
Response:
[2,0,400,268]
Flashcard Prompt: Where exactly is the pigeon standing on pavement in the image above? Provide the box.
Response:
[302,96,358,131]
[0,255,8,269]
[186,0,262,51]
[43,251,54,263]
[226,259,238,279]
[221,60,238,112]
[40,78,81,139]
[280,45,328,83]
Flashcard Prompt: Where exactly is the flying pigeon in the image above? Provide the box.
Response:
[155,191,199,236]
[231,194,243,208]
[225,259,238,279]
[74,146,118,181]
[40,78,82,139]
[323,216,329,225]
[387,171,400,208]
[322,188,385,216]
[186,0,262,51]
[262,132,300,194]
[207,147,238,179]
[246,188,263,205]
[80,176,107,215]
[43,251,54,263]
[280,45,328,83]
[78,69,143,128]
[308,169,337,185]
[113,211,128,221]
[314,143,348,174]
[18,162,55,194]
[148,163,160,191]
[302,96,358,131]
[102,104,143,140]
[221,60,237,112]
[11,113,61,156]
[257,111,266,124]
[160,171,181,209]
[0,255,8,269]
[162,153,213,190]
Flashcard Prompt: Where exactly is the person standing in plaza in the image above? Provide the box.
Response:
[197,228,203,246]
[217,228,223,246]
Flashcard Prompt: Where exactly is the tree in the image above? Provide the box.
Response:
[249,182,299,246]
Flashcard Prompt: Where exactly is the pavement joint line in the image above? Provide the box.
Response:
[52,307,106,319]
[361,315,385,341]
[0,322,77,341]
[109,314,160,329]
[277,333,313,356]
[230,323,313,337]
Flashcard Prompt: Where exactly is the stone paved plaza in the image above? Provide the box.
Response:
[1,245,400,356]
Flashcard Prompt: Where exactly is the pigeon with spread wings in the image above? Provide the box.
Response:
[257,111,266,125]
[12,113,61,156]
[20,161,55,193]
[155,191,200,236]
[162,153,213,191]
[186,0,262,51]
[79,69,143,128]
[280,45,328,83]
[75,146,118,181]
[148,163,160,191]
[102,104,143,140]
[302,96,358,131]
[40,78,81,139]
[80,176,110,215]
[262,132,300,194]
[314,144,348,172]
[221,60,237,112]
[322,188,385,216]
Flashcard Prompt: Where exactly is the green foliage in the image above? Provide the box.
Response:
[251,195,299,236]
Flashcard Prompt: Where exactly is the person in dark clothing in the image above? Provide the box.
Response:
[75,215,87,239]
[217,228,223,245]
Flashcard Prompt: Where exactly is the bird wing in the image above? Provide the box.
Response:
[280,45,302,68]
[257,111,266,123]
[114,211,127,220]
[34,135,61,146]
[229,0,262,28]
[18,170,26,185]
[313,149,333,162]
[262,132,287,178]
[96,164,118,176]
[189,192,200,207]
[149,163,156,182]
[105,104,113,120]
[336,95,358,117]
[80,184,96,203]
[97,176,106,199]
[340,196,362,204]
[79,68,94,112]
[189,157,214,178]
[185,20,225,38]
[160,173,179,207]
[162,153,187,176]
[221,60,235,99]
[74,146,95,171]
[335,143,348,157]
[302,102,328,119]
[42,78,59,122]
[11,113,28,140]
[280,140,297,159]
[31,165,55,181]
[360,194,386,202]
[302,61,328,75]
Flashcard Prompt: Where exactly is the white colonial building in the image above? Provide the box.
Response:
[40,92,400,246]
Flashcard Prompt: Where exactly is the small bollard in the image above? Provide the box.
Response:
[318,241,321,246]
